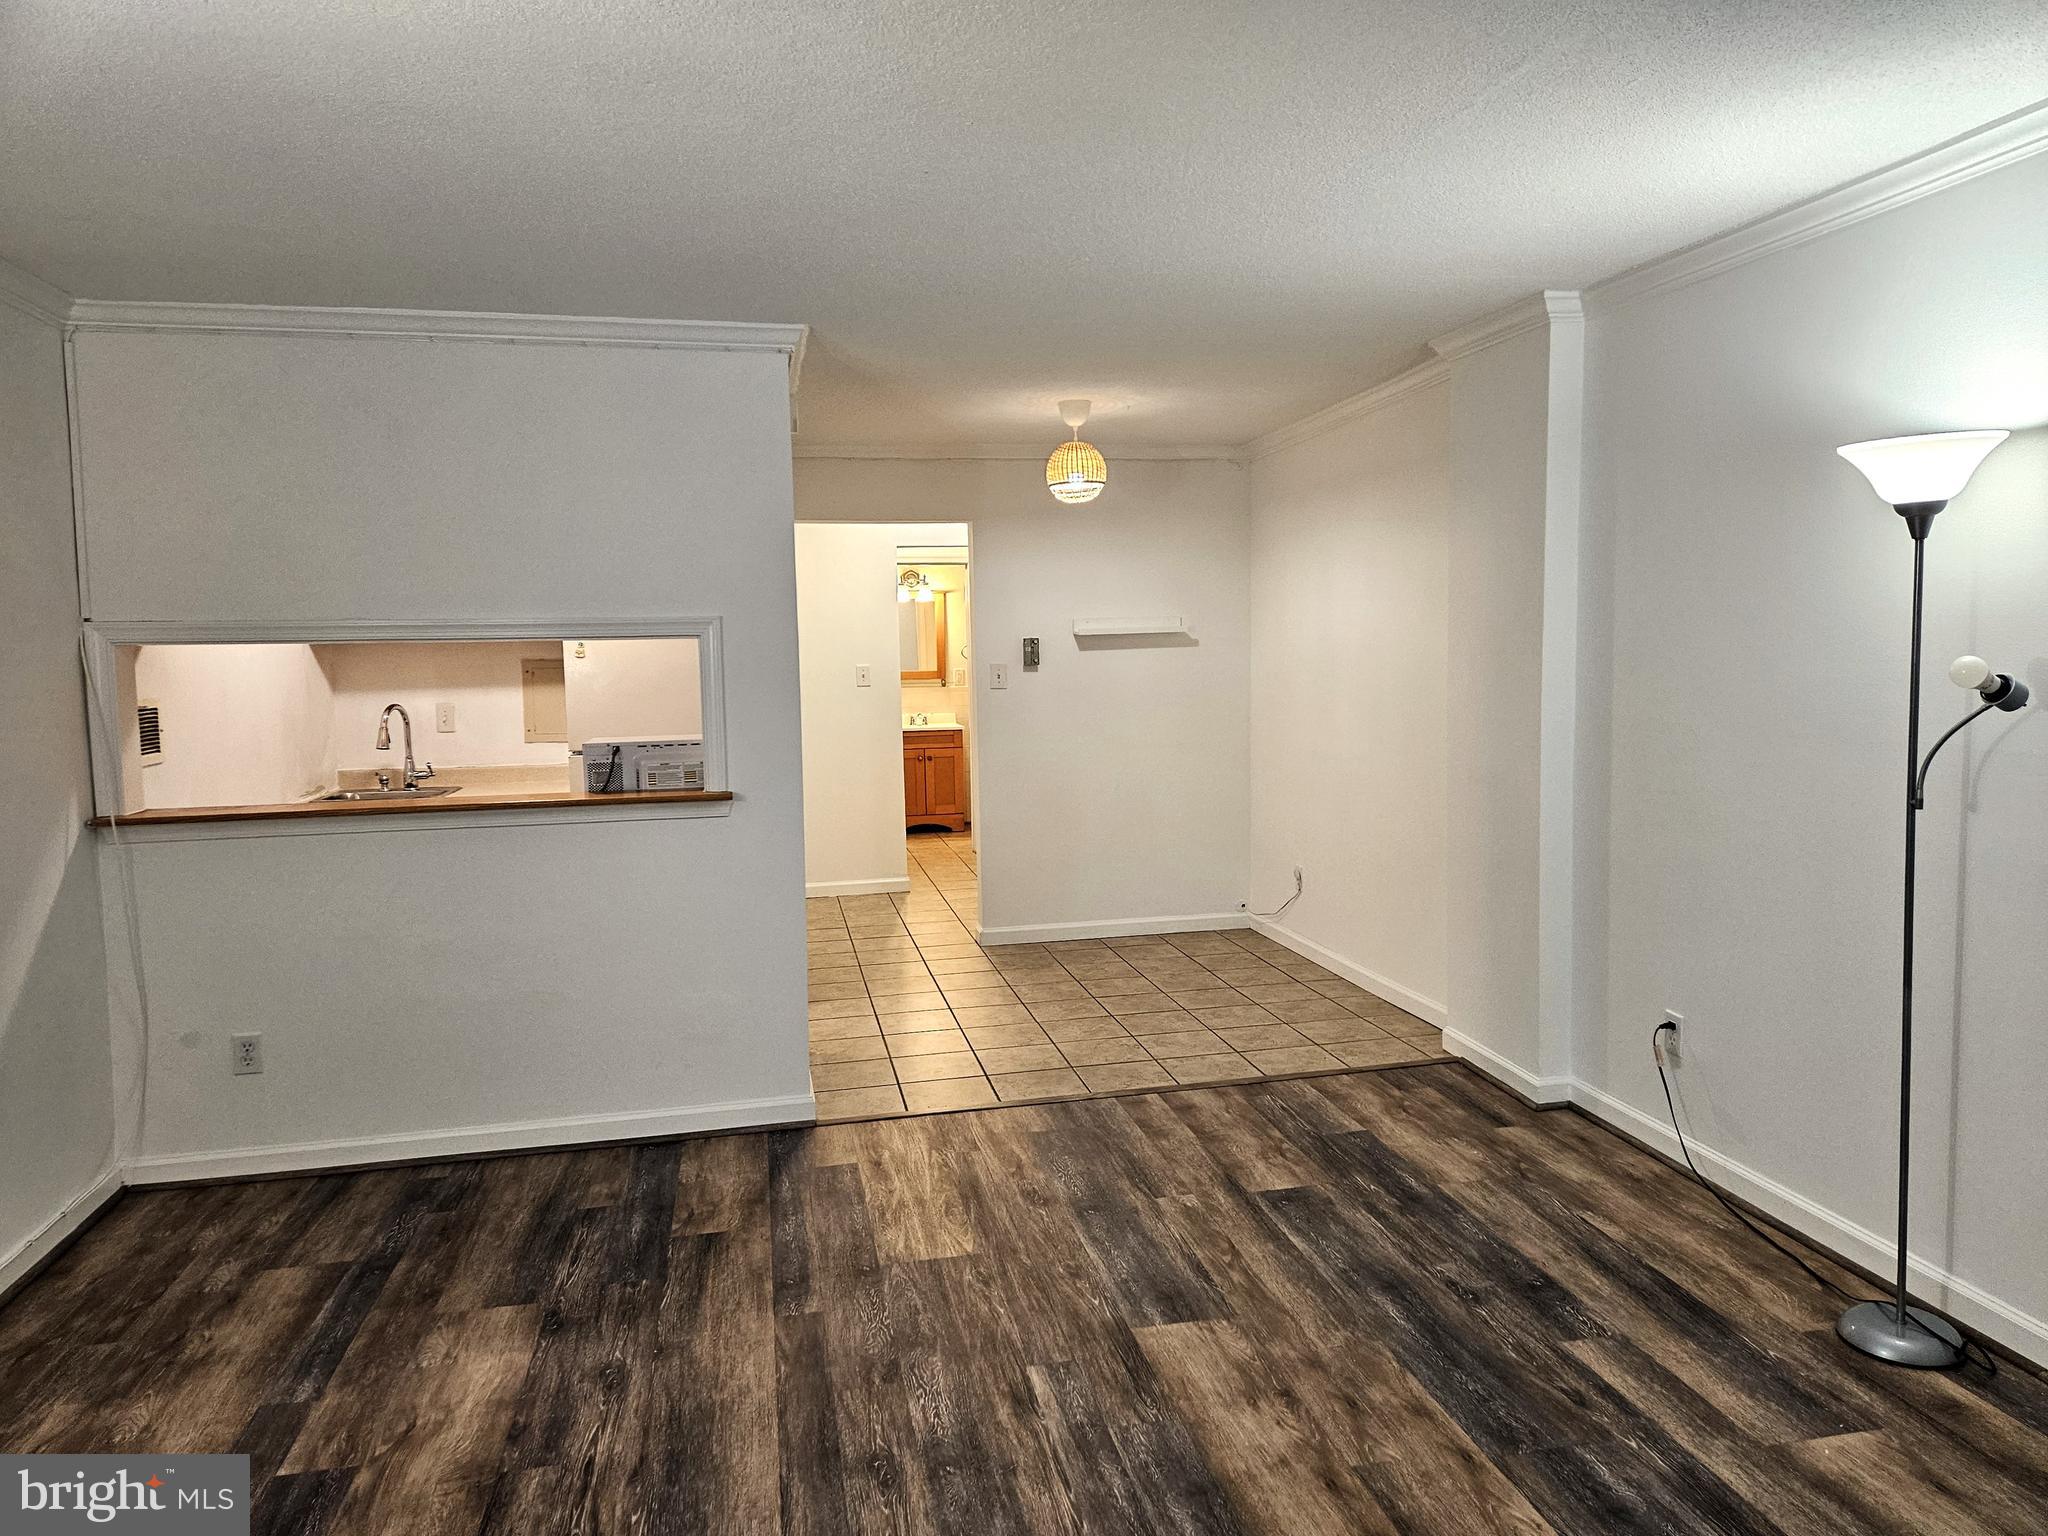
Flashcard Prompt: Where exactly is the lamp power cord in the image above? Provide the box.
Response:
[1247,867,1303,920]
[1650,1021,1995,1376]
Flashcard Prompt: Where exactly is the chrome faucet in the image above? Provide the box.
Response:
[374,703,434,789]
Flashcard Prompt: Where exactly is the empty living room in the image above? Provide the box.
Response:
[2,4,2046,1533]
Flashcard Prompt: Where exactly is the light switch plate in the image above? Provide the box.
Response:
[435,702,456,732]
[854,664,872,688]
[989,663,1009,690]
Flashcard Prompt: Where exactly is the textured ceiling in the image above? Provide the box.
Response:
[3,1,2045,447]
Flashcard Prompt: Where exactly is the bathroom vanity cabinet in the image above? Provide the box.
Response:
[904,728,967,832]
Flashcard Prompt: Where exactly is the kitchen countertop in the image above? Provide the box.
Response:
[90,785,732,827]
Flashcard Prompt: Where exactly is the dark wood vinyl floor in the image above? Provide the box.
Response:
[3,1061,2046,1535]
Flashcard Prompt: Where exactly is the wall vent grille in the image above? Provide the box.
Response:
[137,701,164,764]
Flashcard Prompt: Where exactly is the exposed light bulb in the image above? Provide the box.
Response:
[1948,654,2032,711]
[1949,655,1993,691]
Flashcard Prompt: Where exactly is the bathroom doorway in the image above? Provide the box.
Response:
[794,521,979,934]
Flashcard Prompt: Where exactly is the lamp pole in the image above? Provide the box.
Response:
[1891,517,1933,1326]
[1834,501,1966,1369]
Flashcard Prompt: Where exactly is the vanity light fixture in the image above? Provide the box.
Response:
[898,568,935,603]
[1046,398,1107,505]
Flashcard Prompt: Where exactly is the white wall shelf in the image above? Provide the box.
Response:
[1072,617,1188,637]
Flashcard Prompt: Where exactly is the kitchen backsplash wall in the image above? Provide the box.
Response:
[320,641,572,771]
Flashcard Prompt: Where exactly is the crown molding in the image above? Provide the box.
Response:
[65,301,807,414]
[0,256,73,327]
[1248,358,1450,460]
[64,299,808,356]
[1428,290,1582,362]
[792,440,1250,463]
[1591,96,2048,308]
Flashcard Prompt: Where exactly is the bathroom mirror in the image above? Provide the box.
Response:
[898,564,959,683]
[898,589,947,682]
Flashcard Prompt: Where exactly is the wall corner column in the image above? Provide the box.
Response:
[1432,290,1587,1096]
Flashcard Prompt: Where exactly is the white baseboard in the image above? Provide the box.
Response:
[1568,1080,2047,1366]
[977,912,1250,946]
[1433,1035,2048,1365]
[1247,917,1448,1027]
[806,876,912,898]
[0,1165,125,1299]
[1442,1028,1574,1106]
[123,1092,818,1186]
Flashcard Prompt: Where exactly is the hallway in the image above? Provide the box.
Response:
[808,837,1449,1120]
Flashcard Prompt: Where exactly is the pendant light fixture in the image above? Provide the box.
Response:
[1046,398,1107,504]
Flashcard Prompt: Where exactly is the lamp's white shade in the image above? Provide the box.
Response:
[1836,430,2009,507]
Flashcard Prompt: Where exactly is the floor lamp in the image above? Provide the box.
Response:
[1835,428,2021,1369]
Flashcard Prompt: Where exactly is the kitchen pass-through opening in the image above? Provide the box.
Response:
[92,632,709,816]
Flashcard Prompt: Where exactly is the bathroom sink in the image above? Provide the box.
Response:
[319,786,462,801]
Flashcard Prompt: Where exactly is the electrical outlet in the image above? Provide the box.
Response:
[435,702,456,732]
[231,1033,263,1075]
[1661,1010,1685,1062]
[1291,865,1304,894]
[854,664,872,688]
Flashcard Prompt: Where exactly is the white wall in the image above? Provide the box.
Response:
[1247,381,1451,1016]
[123,643,336,809]
[1580,150,2048,1351]
[0,291,117,1285]
[795,459,1252,940]
[321,641,572,770]
[795,523,913,894]
[1441,328,1551,1077]
[561,637,704,749]
[70,323,811,1175]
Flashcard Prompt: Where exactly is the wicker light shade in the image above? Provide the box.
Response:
[1046,439,1107,504]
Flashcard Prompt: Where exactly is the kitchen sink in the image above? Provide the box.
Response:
[319,786,462,801]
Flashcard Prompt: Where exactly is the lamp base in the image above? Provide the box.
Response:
[1836,1300,1964,1369]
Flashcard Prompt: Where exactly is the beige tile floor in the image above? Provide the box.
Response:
[808,831,1453,1121]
